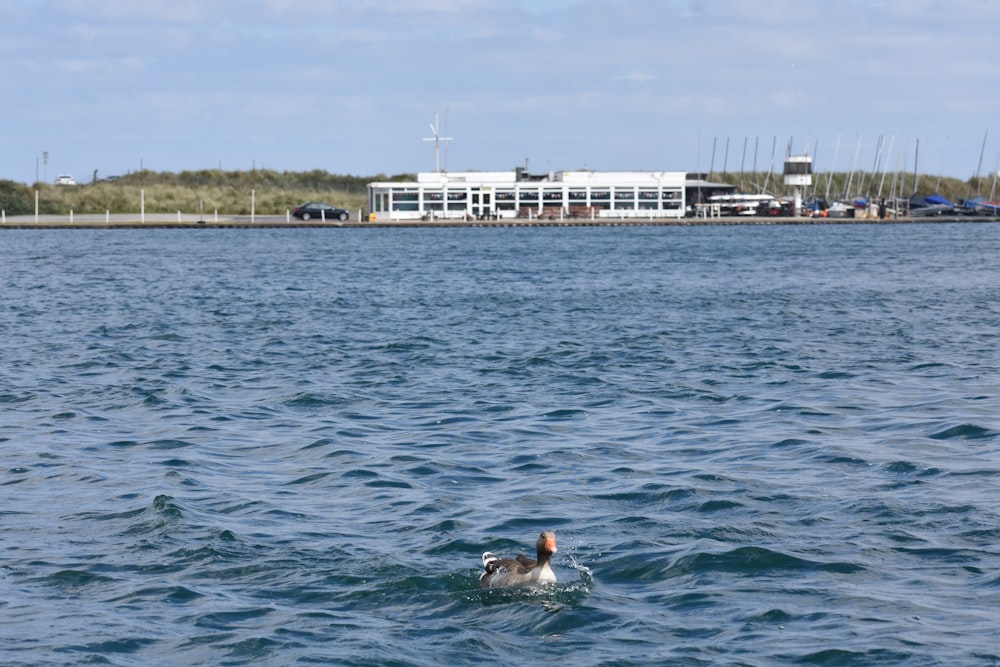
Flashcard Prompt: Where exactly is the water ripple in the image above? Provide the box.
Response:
[2,224,1000,665]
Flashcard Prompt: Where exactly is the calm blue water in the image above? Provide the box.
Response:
[2,223,999,666]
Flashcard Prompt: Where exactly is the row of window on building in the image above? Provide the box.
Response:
[372,187,684,214]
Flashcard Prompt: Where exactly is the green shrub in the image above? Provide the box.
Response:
[0,180,35,215]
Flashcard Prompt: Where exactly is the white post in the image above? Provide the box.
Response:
[106,210,110,224]
[214,210,218,223]
[286,210,290,223]
[251,189,255,224]
[141,189,145,224]
[177,210,181,224]
[321,208,326,222]
[70,209,73,224]
[35,190,39,223]
[2,210,5,224]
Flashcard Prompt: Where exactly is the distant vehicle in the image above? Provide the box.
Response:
[292,201,349,221]
[55,175,76,185]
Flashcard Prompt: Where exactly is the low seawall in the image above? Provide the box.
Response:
[1,213,998,229]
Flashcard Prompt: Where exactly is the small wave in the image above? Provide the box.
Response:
[300,438,335,450]
[0,391,35,405]
[286,472,336,485]
[210,636,283,662]
[192,607,276,631]
[696,499,745,513]
[148,439,195,450]
[748,608,793,624]
[772,438,811,448]
[542,408,588,419]
[907,361,953,371]
[152,494,183,518]
[108,584,204,605]
[671,546,864,576]
[795,648,915,665]
[928,423,996,440]
[473,581,588,610]
[121,495,185,537]
[816,454,869,467]
[158,458,194,467]
[71,506,147,522]
[44,569,116,590]
[283,392,349,409]
[884,460,920,474]
[364,478,414,490]
[63,637,159,656]
[817,370,856,379]
[108,439,141,448]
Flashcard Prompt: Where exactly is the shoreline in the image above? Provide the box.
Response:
[1,213,998,229]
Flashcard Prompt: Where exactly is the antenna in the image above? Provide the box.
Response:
[443,108,449,171]
[422,111,453,173]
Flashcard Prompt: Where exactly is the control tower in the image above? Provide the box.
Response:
[783,155,813,216]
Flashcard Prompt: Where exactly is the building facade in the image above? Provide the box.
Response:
[367,169,687,221]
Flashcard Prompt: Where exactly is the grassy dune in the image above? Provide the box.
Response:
[23,169,410,216]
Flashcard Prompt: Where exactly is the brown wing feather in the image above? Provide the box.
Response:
[490,556,530,575]
[515,554,537,568]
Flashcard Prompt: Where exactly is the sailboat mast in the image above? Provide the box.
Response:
[752,136,760,192]
[811,139,819,199]
[845,134,862,199]
[935,148,946,193]
[762,136,776,195]
[709,137,717,181]
[722,137,730,180]
[877,135,895,199]
[865,134,884,201]
[975,130,988,197]
[991,152,999,201]
[826,134,841,201]
[739,137,747,193]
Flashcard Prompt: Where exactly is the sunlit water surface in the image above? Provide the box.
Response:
[2,223,999,666]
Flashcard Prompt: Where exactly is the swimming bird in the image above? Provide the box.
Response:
[479,531,557,589]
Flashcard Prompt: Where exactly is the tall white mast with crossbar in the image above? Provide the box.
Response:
[423,111,453,173]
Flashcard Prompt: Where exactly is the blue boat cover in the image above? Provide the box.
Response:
[964,196,1000,212]
[925,194,955,207]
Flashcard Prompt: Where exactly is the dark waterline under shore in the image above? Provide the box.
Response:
[3,214,1000,230]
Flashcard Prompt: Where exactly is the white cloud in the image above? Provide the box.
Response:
[618,72,655,84]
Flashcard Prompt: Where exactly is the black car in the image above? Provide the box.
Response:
[292,201,349,221]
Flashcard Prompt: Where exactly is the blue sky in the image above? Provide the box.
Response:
[3,0,999,184]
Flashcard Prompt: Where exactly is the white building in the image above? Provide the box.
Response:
[367,169,687,221]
